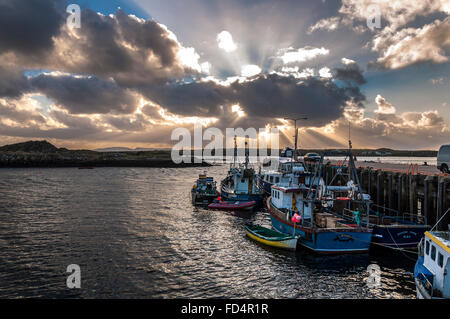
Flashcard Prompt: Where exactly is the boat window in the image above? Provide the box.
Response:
[270,176,274,183]
[275,177,280,183]
[425,240,430,255]
[438,252,444,267]
[431,245,436,261]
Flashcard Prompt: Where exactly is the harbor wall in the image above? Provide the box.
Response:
[322,164,450,231]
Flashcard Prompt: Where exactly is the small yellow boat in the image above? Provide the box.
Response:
[245,223,298,251]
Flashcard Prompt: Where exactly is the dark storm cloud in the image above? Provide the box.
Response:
[148,74,365,127]
[0,65,30,98]
[334,63,367,86]
[115,10,178,67]
[0,0,65,56]
[31,74,138,114]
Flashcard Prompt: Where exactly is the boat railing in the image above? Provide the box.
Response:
[402,213,427,225]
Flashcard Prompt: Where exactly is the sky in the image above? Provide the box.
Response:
[0,0,449,150]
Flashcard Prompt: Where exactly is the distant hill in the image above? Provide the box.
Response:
[94,147,170,152]
[0,140,59,153]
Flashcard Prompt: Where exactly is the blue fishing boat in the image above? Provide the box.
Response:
[415,222,450,299]
[318,151,430,250]
[191,172,219,206]
[267,163,372,254]
[220,140,264,206]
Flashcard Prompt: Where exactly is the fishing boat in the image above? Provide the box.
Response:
[415,219,450,299]
[220,140,264,206]
[244,223,298,251]
[257,159,308,195]
[319,152,430,250]
[208,200,256,211]
[191,173,219,206]
[267,127,372,254]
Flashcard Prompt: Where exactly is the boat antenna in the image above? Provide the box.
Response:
[234,135,237,167]
[284,116,308,161]
[348,121,352,151]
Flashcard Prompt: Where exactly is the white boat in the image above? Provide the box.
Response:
[415,228,450,299]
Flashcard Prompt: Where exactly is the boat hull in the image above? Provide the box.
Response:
[220,189,264,206]
[191,191,218,206]
[268,199,372,254]
[414,256,434,299]
[371,225,429,250]
[245,226,297,251]
[208,201,256,211]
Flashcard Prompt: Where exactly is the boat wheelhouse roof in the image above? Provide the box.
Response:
[272,184,312,193]
[426,231,450,254]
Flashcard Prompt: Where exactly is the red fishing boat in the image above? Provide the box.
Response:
[208,200,256,211]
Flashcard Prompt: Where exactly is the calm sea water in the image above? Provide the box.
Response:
[0,166,417,299]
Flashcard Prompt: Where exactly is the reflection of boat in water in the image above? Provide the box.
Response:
[208,200,256,211]
[191,173,219,206]
[220,139,264,206]
[245,223,298,251]
[415,219,450,299]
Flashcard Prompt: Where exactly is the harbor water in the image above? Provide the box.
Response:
[0,166,417,298]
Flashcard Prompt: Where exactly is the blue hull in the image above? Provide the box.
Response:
[220,189,264,206]
[268,200,372,254]
[371,225,429,250]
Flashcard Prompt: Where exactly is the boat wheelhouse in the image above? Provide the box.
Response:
[257,160,308,194]
[191,173,219,206]
[267,163,372,254]
[220,140,264,205]
[415,230,450,299]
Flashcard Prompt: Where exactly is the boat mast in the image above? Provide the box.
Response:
[284,116,307,162]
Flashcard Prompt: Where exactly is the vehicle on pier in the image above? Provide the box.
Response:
[437,144,450,173]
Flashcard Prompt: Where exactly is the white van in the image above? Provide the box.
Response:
[437,144,450,173]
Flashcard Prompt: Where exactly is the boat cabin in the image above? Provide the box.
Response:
[422,231,450,298]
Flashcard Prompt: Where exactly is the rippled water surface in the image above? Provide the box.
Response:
[0,167,416,298]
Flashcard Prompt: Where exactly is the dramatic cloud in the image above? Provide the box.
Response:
[147,73,366,127]
[31,74,139,114]
[216,31,237,53]
[372,18,450,69]
[0,64,30,98]
[374,95,396,114]
[241,65,262,77]
[320,96,450,149]
[334,63,367,86]
[0,0,64,57]
[308,0,450,69]
[308,17,341,33]
[278,47,330,64]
